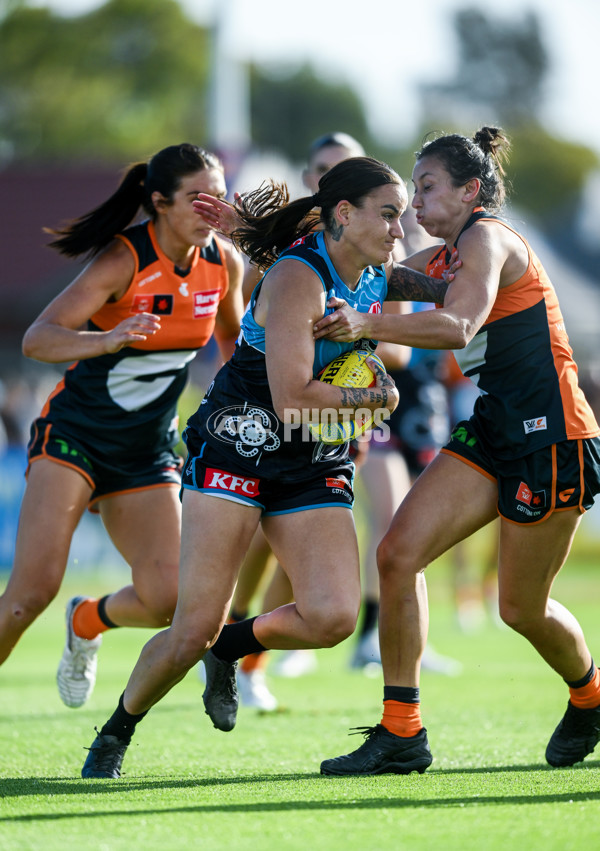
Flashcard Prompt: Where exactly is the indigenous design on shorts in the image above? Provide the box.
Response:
[206,404,281,461]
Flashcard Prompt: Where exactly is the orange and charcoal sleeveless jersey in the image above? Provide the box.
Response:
[426,209,599,459]
[39,220,230,458]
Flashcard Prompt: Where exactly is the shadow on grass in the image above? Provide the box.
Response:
[1,761,600,821]
[2,786,600,822]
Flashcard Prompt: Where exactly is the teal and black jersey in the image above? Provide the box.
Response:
[240,230,386,375]
[186,230,388,479]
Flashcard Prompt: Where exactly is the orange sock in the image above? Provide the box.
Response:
[72,598,111,640]
[240,650,268,674]
[569,665,600,709]
[381,700,423,738]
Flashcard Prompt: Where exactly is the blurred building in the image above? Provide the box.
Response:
[0,165,121,359]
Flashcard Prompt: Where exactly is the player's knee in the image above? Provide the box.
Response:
[6,585,57,627]
[308,605,357,647]
[170,629,212,671]
[136,580,178,627]
[144,593,177,627]
[498,598,533,634]
[376,535,416,584]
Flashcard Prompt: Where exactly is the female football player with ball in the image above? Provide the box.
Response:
[80,155,451,778]
[316,127,600,776]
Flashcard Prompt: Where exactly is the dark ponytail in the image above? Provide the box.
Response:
[45,143,223,259]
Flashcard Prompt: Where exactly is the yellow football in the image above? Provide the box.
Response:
[309,349,385,444]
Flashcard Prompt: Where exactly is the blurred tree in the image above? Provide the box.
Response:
[423,8,549,125]
[509,127,598,223]
[249,63,377,164]
[417,6,599,223]
[0,0,211,164]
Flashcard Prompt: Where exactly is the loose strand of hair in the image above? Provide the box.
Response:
[232,182,317,270]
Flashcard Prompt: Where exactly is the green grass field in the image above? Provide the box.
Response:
[2,537,600,851]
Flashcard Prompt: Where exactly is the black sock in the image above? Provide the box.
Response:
[359,599,379,637]
[97,595,120,630]
[384,685,420,704]
[100,693,148,744]
[211,616,266,663]
[566,659,596,688]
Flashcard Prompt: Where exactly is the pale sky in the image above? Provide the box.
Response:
[34,0,600,157]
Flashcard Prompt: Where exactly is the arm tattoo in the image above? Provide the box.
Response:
[387,263,448,303]
[339,387,388,408]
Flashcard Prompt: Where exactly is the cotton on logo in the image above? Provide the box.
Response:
[523,416,547,435]
[204,468,260,497]
[368,302,382,314]
[138,271,162,287]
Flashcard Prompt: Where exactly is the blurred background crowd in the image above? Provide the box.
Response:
[1,0,599,572]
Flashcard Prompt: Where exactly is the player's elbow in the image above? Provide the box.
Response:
[274,401,299,423]
[22,326,43,360]
[446,318,476,349]
[271,388,303,423]
[21,335,34,359]
[449,331,469,350]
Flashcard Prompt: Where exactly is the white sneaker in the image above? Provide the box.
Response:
[56,596,102,708]
[237,669,278,711]
[350,629,381,670]
[421,644,463,677]
[272,649,318,678]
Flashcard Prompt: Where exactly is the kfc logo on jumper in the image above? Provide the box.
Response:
[523,416,547,435]
[368,302,382,314]
[204,467,260,497]
[516,481,546,508]
[193,290,220,318]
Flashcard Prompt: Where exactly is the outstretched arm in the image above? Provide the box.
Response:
[386,262,449,303]
[314,232,498,349]
[385,246,460,303]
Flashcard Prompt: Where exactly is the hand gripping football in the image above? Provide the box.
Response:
[309,349,386,444]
